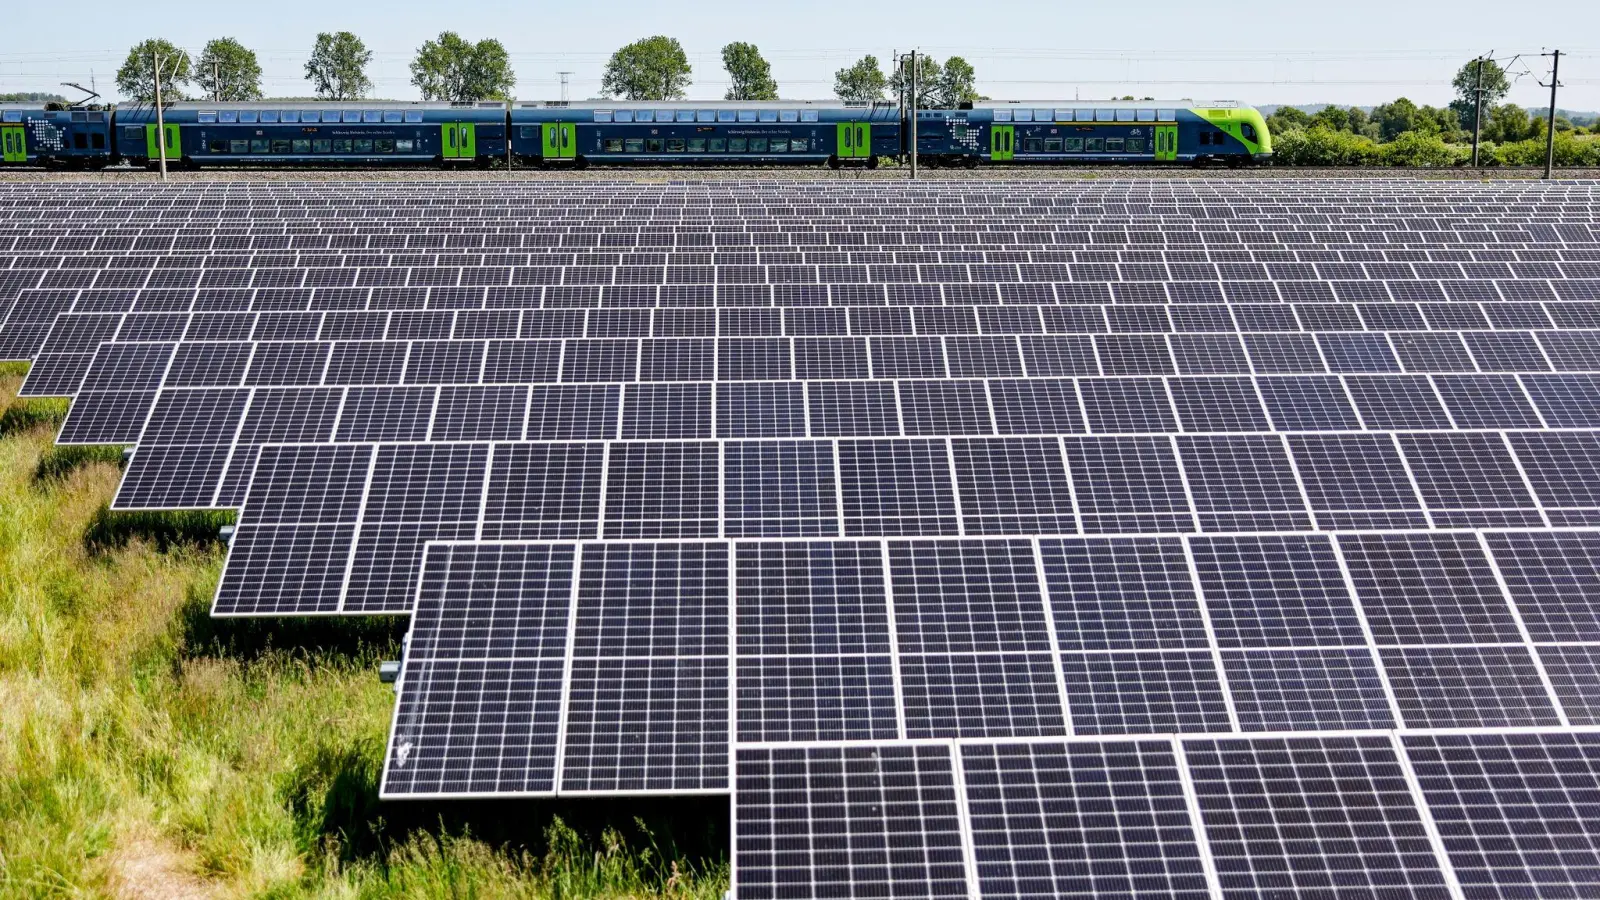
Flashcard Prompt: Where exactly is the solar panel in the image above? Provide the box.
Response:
[4,180,1600,893]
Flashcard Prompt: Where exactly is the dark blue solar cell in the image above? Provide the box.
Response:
[1060,652,1232,735]
[1381,646,1561,728]
[1257,376,1362,430]
[806,380,900,437]
[1190,535,1366,648]
[725,440,839,537]
[716,381,805,438]
[1168,377,1271,432]
[950,437,1075,534]
[988,379,1084,435]
[1221,648,1394,731]
[481,442,604,539]
[1318,332,1400,372]
[621,382,712,439]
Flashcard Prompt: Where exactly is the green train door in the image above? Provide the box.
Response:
[1155,125,1178,162]
[1,125,25,162]
[144,123,180,160]
[441,122,476,160]
[542,122,575,159]
[836,121,870,158]
[990,124,1014,161]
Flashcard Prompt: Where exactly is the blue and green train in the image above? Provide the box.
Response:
[0,98,1271,169]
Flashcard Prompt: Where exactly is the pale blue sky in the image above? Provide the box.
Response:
[4,0,1596,111]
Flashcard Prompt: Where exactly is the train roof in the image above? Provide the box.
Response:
[514,99,897,110]
[972,99,1254,109]
[118,100,509,110]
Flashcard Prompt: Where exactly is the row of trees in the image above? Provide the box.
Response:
[107,34,985,106]
[1266,58,1599,166]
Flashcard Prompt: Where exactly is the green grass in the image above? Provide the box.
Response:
[0,374,729,898]
[33,444,126,483]
[0,396,69,437]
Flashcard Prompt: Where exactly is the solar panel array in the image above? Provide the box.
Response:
[4,179,1600,898]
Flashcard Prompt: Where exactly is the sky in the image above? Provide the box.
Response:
[3,0,1596,112]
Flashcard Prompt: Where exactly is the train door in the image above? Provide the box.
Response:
[441,122,475,159]
[836,121,870,158]
[542,122,575,159]
[144,123,180,160]
[1,125,25,162]
[990,124,1014,161]
[1155,125,1177,162]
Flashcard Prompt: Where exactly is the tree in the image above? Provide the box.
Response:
[1265,106,1310,134]
[1308,106,1349,132]
[1345,106,1370,134]
[410,32,515,101]
[1449,57,1511,124]
[934,57,980,108]
[116,38,191,102]
[834,55,887,103]
[602,36,692,100]
[721,42,778,101]
[888,54,941,107]
[1485,103,1537,143]
[1372,97,1420,140]
[194,37,263,101]
[304,32,373,100]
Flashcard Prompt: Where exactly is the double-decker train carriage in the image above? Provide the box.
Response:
[1,98,1270,169]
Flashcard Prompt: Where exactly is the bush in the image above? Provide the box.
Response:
[1494,133,1600,167]
[1270,126,1381,166]
[1380,131,1462,167]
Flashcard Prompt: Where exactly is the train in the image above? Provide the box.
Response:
[1,98,1271,169]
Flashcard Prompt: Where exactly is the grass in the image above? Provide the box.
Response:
[0,373,729,899]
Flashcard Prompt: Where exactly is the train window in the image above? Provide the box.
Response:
[332,139,352,152]
[92,133,104,148]
[292,139,311,153]
[219,110,238,123]
[198,111,218,123]
[1116,109,1135,121]
[594,110,613,122]
[604,139,624,152]
[261,111,279,123]
[1044,138,1062,152]
[71,133,85,149]
[353,139,371,152]
[1086,137,1105,152]
[758,110,778,122]
[1137,109,1156,121]
[1034,109,1052,122]
[750,137,768,151]
[1074,109,1091,121]
[1126,138,1145,152]
[697,110,715,122]
[729,138,748,151]
[342,111,360,123]
[1157,109,1176,120]
[300,111,318,122]
[716,110,736,122]
[362,111,381,123]
[780,110,798,122]
[395,139,413,152]
[70,110,86,123]
[89,111,105,123]
[2,111,20,123]
[635,110,653,122]
[688,138,706,151]
[312,139,331,152]
[519,126,536,139]
[791,139,807,151]
[770,139,788,152]
[404,111,424,123]
[231,140,249,153]
[1106,138,1124,151]
[281,111,299,123]
[1014,110,1032,122]
[319,111,338,123]
[676,110,695,122]
[1241,123,1257,141]
[651,110,670,122]
[250,139,269,152]
[240,111,258,123]
[1090,109,1110,122]
[208,140,229,153]
[625,139,643,152]
[271,139,291,152]
[710,138,726,151]
[1064,138,1083,151]
[1023,138,1043,152]
[665,138,685,151]
[611,110,631,122]
[383,111,402,123]
[645,138,662,152]
[374,139,393,152]
[801,110,818,122]
[993,109,1012,122]
[1055,109,1073,121]
[123,126,141,141]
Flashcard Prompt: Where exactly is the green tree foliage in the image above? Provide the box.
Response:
[1270,126,1382,165]
[602,36,692,101]
[1372,97,1419,140]
[833,55,887,103]
[1380,130,1462,166]
[888,54,942,107]
[1495,132,1600,166]
[721,42,778,101]
[1484,103,1539,143]
[934,56,980,108]
[304,32,373,100]
[1265,106,1310,134]
[194,37,263,101]
[0,92,66,102]
[409,32,515,101]
[116,38,191,102]
[1450,57,1511,123]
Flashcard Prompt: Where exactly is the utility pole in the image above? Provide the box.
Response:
[1540,49,1561,179]
[1470,53,1489,167]
[909,50,917,180]
[213,61,220,102]
[557,71,572,103]
[153,49,168,181]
